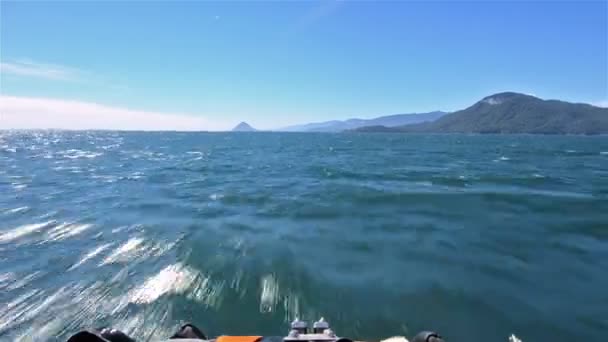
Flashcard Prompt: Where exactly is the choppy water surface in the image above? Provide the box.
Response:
[0,131,607,341]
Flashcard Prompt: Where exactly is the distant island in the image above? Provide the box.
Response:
[280,111,447,132]
[350,92,608,135]
[233,92,607,134]
[232,122,257,132]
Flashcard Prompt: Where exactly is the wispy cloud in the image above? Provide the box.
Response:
[0,58,133,94]
[0,59,82,81]
[0,95,229,131]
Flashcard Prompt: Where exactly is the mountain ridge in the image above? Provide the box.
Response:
[351,93,608,135]
[280,111,447,132]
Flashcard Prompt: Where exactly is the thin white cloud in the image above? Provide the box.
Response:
[1,58,132,93]
[0,59,81,81]
[593,100,608,108]
[0,95,229,131]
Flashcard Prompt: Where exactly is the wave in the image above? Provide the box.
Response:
[59,149,104,159]
[101,237,146,265]
[46,223,93,242]
[68,243,113,271]
[3,206,29,214]
[101,237,177,265]
[128,263,200,304]
[0,221,54,243]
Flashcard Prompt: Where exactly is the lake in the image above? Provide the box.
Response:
[0,131,607,341]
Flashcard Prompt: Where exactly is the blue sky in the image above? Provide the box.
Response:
[1,1,607,130]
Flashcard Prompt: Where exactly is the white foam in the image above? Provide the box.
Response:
[600,151,608,155]
[5,206,29,214]
[381,337,409,342]
[46,223,93,241]
[68,243,112,271]
[128,172,144,180]
[128,263,198,304]
[101,237,145,265]
[61,149,103,159]
[120,171,144,181]
[509,334,522,342]
[52,165,82,173]
[0,221,54,243]
[259,274,279,313]
[1,146,17,153]
[101,143,121,150]
[12,183,27,191]
[209,193,224,201]
[110,226,129,234]
[91,174,118,183]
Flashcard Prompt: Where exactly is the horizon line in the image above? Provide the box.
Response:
[0,92,606,132]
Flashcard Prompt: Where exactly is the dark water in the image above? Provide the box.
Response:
[0,131,607,342]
